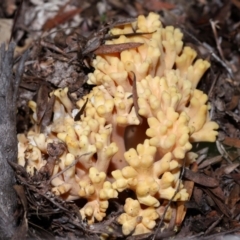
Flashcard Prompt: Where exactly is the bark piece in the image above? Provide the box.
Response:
[0,42,28,239]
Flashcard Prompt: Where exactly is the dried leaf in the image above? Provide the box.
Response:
[144,0,175,11]
[177,162,197,226]
[94,42,143,55]
[204,214,224,235]
[227,184,240,208]
[231,0,240,10]
[110,17,136,27]
[184,162,198,196]
[204,189,231,217]
[42,7,83,32]
[184,168,219,187]
[11,185,28,240]
[168,205,177,229]
[41,94,55,129]
[213,1,231,24]
[233,203,240,218]
[209,186,225,200]
[189,212,219,233]
[175,202,185,227]
[223,136,240,148]
[9,0,22,42]
[53,31,67,48]
[223,162,240,174]
[39,155,56,177]
[82,36,102,56]
[74,98,88,121]
[0,19,12,45]
[198,155,222,169]
[193,187,203,206]
[226,95,239,111]
[230,173,240,185]
[36,84,49,124]
[13,185,28,212]
[193,186,214,214]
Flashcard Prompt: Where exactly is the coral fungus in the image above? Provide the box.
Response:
[18,12,218,235]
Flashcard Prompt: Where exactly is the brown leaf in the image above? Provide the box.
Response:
[231,172,240,185]
[36,84,49,124]
[94,42,143,55]
[175,202,185,227]
[168,205,177,229]
[110,17,137,27]
[204,189,231,218]
[193,187,203,206]
[176,162,198,226]
[209,186,225,200]
[42,7,83,32]
[144,0,175,11]
[231,0,240,10]
[184,168,219,187]
[11,217,28,240]
[204,214,224,235]
[226,95,240,111]
[184,162,198,196]
[189,211,219,233]
[233,203,240,218]
[227,184,240,209]
[39,156,56,177]
[223,162,240,174]
[82,36,102,56]
[223,136,240,148]
[198,155,222,169]
[12,185,28,240]
[53,31,67,48]
[214,1,231,24]
[13,185,28,212]
[41,94,55,129]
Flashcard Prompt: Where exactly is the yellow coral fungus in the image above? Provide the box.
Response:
[18,12,218,236]
[118,198,159,235]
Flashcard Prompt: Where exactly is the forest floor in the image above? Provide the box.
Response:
[2,0,240,239]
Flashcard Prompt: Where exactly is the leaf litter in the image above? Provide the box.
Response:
[4,0,240,239]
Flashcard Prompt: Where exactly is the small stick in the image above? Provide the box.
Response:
[48,152,92,184]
